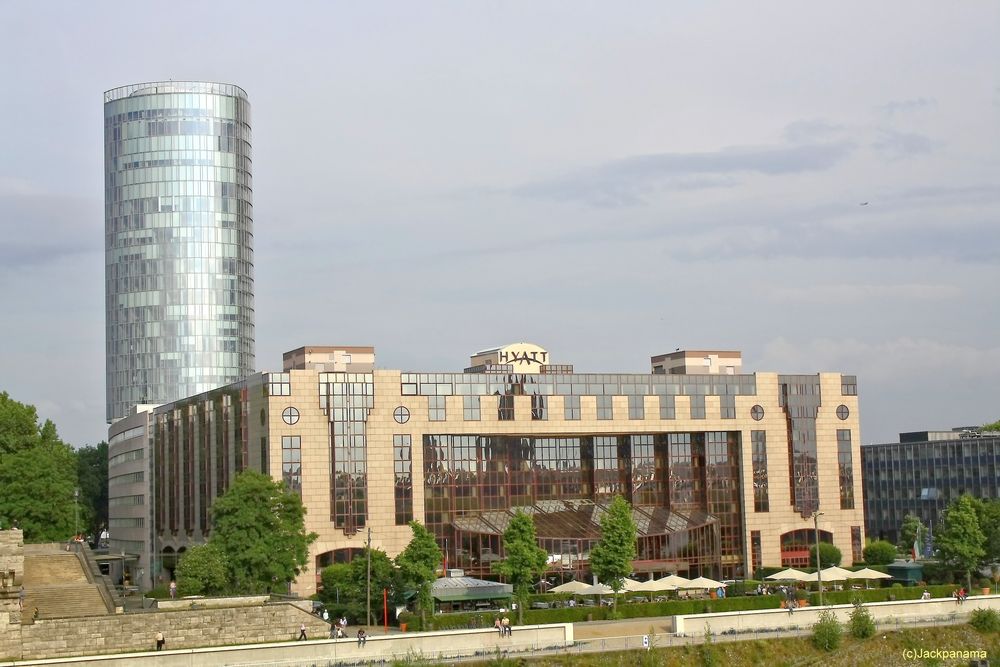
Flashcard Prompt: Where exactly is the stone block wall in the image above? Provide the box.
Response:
[0,530,25,660]
[18,602,329,660]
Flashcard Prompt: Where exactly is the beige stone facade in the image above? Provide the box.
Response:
[148,347,865,597]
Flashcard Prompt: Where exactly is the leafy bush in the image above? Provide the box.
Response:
[810,542,843,567]
[812,609,843,651]
[970,608,1000,633]
[862,540,897,565]
[848,601,876,639]
[808,584,954,607]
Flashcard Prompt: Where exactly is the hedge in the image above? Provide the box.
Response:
[398,595,784,631]
[807,584,957,607]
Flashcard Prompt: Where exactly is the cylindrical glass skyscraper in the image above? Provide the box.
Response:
[104,81,255,422]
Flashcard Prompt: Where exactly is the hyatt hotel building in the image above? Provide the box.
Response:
[113,344,865,595]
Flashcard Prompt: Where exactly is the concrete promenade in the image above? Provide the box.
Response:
[4,595,995,666]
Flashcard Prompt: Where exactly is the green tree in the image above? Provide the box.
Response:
[0,391,63,456]
[320,548,401,624]
[76,441,108,538]
[589,495,637,610]
[175,543,229,596]
[395,521,442,626]
[809,542,842,567]
[493,510,548,623]
[898,513,927,553]
[972,498,1000,566]
[210,471,317,593]
[937,494,986,591]
[862,539,897,565]
[0,439,78,541]
[982,419,1000,432]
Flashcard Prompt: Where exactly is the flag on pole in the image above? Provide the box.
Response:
[912,537,920,561]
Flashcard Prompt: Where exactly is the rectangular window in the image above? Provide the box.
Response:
[267,372,291,396]
[720,395,736,419]
[281,435,302,495]
[564,395,581,420]
[751,430,769,512]
[497,395,514,421]
[463,396,480,421]
[751,530,762,576]
[628,395,644,420]
[851,526,863,564]
[393,435,413,525]
[838,429,855,509]
[594,436,622,499]
[596,395,613,420]
[689,394,706,419]
[659,395,675,420]
[841,375,857,396]
[531,395,547,421]
[428,395,446,421]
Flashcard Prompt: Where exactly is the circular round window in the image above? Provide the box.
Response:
[394,406,411,424]
[836,404,850,420]
[282,406,300,425]
[750,405,764,421]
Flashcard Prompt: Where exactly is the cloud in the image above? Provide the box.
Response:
[879,97,936,116]
[783,119,845,144]
[768,283,962,304]
[509,141,855,207]
[871,128,937,160]
[0,188,102,268]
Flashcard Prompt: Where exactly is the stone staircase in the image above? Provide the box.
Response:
[22,550,112,619]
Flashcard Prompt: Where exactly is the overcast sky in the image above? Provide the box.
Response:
[1,2,998,448]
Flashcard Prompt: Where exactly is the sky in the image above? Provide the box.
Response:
[0,2,998,448]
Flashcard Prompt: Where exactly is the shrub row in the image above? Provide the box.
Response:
[807,583,956,607]
[398,595,784,631]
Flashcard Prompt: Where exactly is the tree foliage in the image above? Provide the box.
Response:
[209,471,317,593]
[320,548,400,624]
[0,391,63,456]
[76,441,108,538]
[493,510,548,623]
[898,513,927,553]
[395,521,442,624]
[176,543,230,596]
[589,495,637,605]
[983,419,1000,432]
[937,494,986,591]
[809,542,843,568]
[971,498,1000,566]
[862,539,897,565]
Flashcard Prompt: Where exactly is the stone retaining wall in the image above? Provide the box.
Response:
[0,530,25,660]
[672,594,1000,635]
[17,602,330,660]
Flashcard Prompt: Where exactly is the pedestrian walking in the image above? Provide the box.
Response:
[298,623,307,641]
[169,580,177,599]
[155,631,165,651]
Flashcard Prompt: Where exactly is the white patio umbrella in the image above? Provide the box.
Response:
[848,568,893,589]
[550,580,592,594]
[620,578,646,592]
[635,577,680,592]
[578,583,614,595]
[685,576,726,589]
[802,566,854,582]
[849,568,892,580]
[765,568,811,582]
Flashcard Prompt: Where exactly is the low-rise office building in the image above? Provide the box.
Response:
[862,429,1000,545]
[119,343,864,595]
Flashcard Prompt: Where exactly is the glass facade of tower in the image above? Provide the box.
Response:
[104,81,255,422]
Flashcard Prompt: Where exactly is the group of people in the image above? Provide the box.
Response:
[953,588,968,604]
[493,615,513,637]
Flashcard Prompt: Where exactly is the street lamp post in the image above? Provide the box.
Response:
[812,510,825,606]
[73,488,80,540]
[366,527,372,628]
